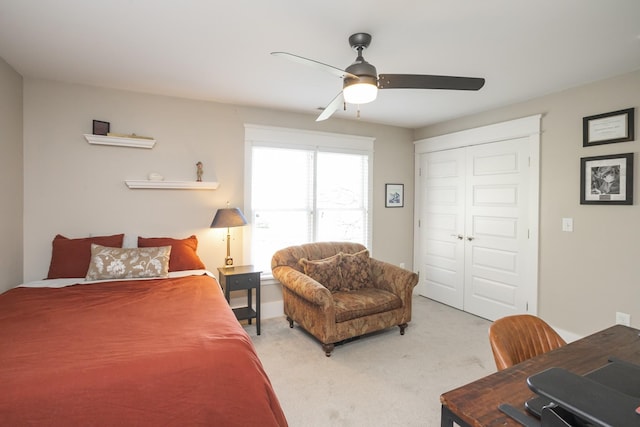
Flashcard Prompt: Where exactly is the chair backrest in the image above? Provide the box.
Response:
[488,314,567,371]
[271,242,366,273]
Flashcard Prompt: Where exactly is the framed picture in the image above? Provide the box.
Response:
[580,153,634,205]
[92,120,110,136]
[385,184,404,208]
[583,108,635,147]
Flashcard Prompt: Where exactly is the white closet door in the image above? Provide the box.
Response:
[419,149,465,309]
[418,137,532,320]
[463,137,530,320]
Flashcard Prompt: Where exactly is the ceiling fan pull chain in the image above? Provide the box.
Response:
[357,105,361,119]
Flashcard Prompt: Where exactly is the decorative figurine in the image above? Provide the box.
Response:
[196,161,203,182]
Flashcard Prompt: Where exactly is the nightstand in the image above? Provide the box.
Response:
[217,265,261,335]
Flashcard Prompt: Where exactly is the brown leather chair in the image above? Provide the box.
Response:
[489,314,567,371]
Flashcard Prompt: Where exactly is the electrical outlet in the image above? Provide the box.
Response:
[399,262,405,269]
[616,312,631,326]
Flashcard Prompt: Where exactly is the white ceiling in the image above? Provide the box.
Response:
[1,0,639,129]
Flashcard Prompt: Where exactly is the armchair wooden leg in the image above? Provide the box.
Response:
[286,316,294,328]
[322,343,335,357]
[399,323,408,335]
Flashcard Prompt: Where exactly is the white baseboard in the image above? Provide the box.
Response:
[553,326,583,343]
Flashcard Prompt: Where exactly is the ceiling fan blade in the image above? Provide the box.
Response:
[271,52,358,79]
[316,92,344,122]
[378,74,485,91]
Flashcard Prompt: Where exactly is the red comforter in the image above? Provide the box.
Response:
[0,275,287,426]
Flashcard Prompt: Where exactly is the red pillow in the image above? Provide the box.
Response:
[137,235,206,272]
[47,234,125,279]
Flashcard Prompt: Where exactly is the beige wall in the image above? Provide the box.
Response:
[22,79,415,307]
[18,70,639,334]
[0,57,23,292]
[415,70,640,337]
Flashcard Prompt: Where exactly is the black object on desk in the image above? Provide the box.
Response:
[527,365,640,426]
[525,357,640,419]
[500,359,640,426]
[217,265,261,335]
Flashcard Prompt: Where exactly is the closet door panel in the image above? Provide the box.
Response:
[464,137,530,320]
[419,150,465,309]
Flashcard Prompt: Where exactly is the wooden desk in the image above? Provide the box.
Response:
[440,325,640,427]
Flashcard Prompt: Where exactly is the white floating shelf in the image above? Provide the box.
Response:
[125,180,220,190]
[84,134,156,149]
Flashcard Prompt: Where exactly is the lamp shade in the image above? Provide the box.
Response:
[210,208,248,228]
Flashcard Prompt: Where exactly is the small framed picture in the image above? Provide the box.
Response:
[92,120,110,136]
[385,183,404,208]
[583,108,635,147]
[580,153,634,205]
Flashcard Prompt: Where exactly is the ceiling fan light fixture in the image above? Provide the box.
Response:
[343,76,378,104]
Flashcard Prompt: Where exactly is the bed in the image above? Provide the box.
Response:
[0,234,287,426]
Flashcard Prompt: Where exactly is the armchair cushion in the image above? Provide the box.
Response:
[299,254,343,292]
[340,249,371,291]
[333,288,402,323]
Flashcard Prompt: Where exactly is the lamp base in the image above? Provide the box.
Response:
[224,256,234,267]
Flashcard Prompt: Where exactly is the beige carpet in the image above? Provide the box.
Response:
[247,296,496,427]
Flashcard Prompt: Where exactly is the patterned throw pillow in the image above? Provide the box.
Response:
[340,249,371,291]
[85,244,171,281]
[299,254,343,292]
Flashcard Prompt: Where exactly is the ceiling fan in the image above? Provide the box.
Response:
[272,32,486,121]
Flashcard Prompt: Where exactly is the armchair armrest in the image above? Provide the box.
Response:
[370,259,418,297]
[272,266,333,308]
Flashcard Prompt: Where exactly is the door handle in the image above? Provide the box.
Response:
[450,234,464,240]
[466,236,475,241]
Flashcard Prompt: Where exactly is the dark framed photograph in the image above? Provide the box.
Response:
[580,153,634,205]
[385,183,404,208]
[583,108,635,147]
[92,120,110,136]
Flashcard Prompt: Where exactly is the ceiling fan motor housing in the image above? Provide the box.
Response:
[344,60,378,89]
[343,59,378,104]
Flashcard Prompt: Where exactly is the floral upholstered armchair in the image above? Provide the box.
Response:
[271,242,419,356]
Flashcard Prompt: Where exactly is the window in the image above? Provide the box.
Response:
[244,125,374,276]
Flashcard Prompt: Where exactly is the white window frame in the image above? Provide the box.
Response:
[244,124,374,280]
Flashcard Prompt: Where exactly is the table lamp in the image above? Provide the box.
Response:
[210,204,247,267]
